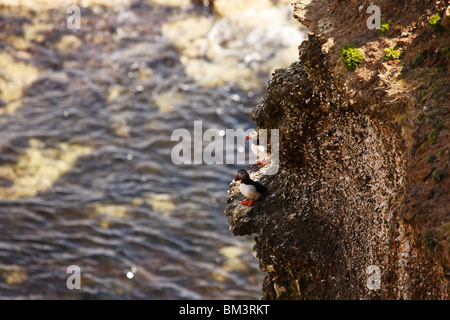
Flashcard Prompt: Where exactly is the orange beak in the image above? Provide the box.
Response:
[234,174,239,181]
[245,135,249,141]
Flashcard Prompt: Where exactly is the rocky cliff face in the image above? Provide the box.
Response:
[225,0,449,299]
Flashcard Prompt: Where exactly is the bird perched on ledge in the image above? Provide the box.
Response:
[246,130,271,166]
[234,169,267,206]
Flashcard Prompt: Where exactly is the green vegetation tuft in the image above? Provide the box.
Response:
[428,154,436,163]
[426,111,436,122]
[428,13,442,32]
[428,130,438,144]
[384,46,402,61]
[340,45,363,71]
[423,229,438,249]
[432,84,443,101]
[432,169,446,182]
[380,22,390,35]
[442,46,450,57]
[413,54,424,66]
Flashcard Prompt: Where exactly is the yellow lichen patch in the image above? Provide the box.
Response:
[0,101,23,117]
[153,88,184,114]
[0,139,91,199]
[212,1,304,77]
[93,203,130,228]
[213,0,275,19]
[0,52,40,103]
[182,56,260,90]
[23,22,53,43]
[6,35,32,51]
[94,203,129,218]
[161,5,301,90]
[213,0,295,30]
[107,85,123,103]
[15,50,33,61]
[220,244,256,274]
[210,268,229,282]
[212,244,253,281]
[145,193,175,213]
[112,119,131,138]
[0,0,131,11]
[131,197,144,207]
[219,246,243,259]
[161,15,213,59]
[149,0,192,9]
[56,34,82,51]
[161,14,262,89]
[1,265,27,285]
[137,67,153,80]
[218,245,248,273]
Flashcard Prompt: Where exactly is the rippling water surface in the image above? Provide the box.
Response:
[0,0,306,299]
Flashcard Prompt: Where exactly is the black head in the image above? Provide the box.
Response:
[234,169,249,181]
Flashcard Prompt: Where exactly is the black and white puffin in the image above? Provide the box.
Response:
[246,130,271,167]
[234,169,267,206]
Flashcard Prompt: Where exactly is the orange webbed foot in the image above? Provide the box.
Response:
[257,159,269,167]
[240,198,249,205]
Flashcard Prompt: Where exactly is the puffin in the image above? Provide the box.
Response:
[246,130,271,166]
[234,169,267,206]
